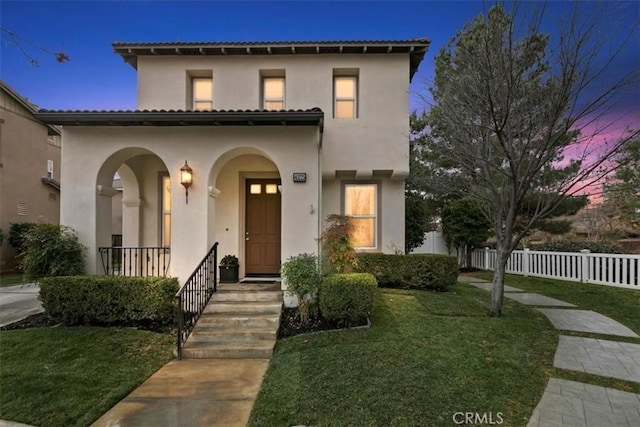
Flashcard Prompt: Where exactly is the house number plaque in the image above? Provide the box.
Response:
[293,173,307,183]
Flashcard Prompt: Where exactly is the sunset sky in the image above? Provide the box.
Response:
[2,0,638,178]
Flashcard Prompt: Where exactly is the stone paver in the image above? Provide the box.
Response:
[537,309,639,338]
[91,359,270,427]
[465,281,525,292]
[554,335,640,383]
[527,378,640,427]
[0,283,43,327]
[505,292,575,307]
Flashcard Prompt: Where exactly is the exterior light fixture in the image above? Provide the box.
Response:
[180,160,193,204]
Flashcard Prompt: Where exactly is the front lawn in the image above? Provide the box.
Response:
[249,283,558,426]
[0,327,174,427]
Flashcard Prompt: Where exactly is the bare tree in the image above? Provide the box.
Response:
[1,27,69,66]
[420,2,639,316]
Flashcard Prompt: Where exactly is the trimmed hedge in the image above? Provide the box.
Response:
[529,240,623,254]
[39,276,179,326]
[320,273,377,325]
[356,253,457,291]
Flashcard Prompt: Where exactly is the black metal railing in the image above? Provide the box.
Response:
[176,242,218,359]
[98,247,171,277]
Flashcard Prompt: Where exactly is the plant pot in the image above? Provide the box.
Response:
[219,265,239,283]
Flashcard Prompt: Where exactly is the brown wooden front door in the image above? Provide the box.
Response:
[245,179,281,275]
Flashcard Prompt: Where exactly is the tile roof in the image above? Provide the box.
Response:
[112,39,430,79]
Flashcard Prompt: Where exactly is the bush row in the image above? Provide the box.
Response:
[39,276,179,326]
[529,240,623,254]
[356,253,457,291]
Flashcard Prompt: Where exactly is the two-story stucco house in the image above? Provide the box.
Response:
[36,39,429,289]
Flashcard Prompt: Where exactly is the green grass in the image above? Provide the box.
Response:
[0,327,174,427]
[469,272,640,336]
[0,273,26,287]
[250,284,559,427]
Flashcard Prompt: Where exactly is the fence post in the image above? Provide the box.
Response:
[523,248,530,277]
[484,247,490,270]
[580,249,590,283]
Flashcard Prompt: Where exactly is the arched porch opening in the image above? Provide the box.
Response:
[96,147,171,276]
[208,147,282,279]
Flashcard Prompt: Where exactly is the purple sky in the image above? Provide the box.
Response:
[1,0,638,129]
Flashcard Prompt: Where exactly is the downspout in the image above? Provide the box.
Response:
[317,117,324,258]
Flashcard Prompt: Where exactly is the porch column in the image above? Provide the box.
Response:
[122,198,143,247]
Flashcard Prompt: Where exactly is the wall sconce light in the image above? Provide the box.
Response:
[180,160,193,204]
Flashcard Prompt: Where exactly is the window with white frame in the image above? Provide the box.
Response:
[161,175,171,247]
[334,76,357,119]
[47,160,54,179]
[262,77,285,110]
[344,183,377,249]
[192,77,213,110]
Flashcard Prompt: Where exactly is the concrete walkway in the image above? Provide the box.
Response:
[0,283,43,327]
[91,359,270,427]
[461,275,640,427]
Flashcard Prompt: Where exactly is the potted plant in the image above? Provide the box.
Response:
[219,254,239,283]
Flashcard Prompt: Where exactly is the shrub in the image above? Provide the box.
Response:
[321,214,358,274]
[8,222,37,255]
[281,253,321,323]
[320,273,377,325]
[356,253,457,291]
[20,223,86,280]
[530,240,623,254]
[39,276,179,326]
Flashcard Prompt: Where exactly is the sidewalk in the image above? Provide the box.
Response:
[0,283,43,327]
[462,276,640,427]
[90,359,270,427]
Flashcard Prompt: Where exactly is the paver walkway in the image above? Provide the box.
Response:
[537,309,639,338]
[460,275,640,427]
[505,293,575,307]
[527,378,640,427]
[465,280,525,292]
[554,336,640,382]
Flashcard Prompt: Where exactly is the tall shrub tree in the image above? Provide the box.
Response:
[441,199,492,268]
[422,3,638,316]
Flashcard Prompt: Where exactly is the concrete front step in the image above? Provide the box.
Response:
[196,313,281,329]
[204,301,282,315]
[211,290,282,302]
[218,283,281,292]
[189,326,278,342]
[182,340,276,359]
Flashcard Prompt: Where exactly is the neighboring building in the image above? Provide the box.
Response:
[0,80,61,273]
[36,39,429,292]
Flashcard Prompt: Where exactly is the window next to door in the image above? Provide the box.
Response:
[343,183,378,250]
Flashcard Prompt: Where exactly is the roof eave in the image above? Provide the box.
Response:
[34,110,325,127]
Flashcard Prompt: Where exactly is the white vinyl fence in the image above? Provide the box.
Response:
[471,248,639,290]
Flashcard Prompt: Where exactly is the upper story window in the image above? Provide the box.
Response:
[344,183,378,249]
[334,75,358,119]
[262,77,285,110]
[192,77,213,110]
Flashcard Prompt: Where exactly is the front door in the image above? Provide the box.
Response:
[245,179,281,276]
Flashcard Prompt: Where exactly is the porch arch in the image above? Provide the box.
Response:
[95,147,170,274]
[207,147,283,278]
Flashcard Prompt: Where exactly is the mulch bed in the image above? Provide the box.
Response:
[0,313,174,334]
[278,307,368,339]
[0,313,59,330]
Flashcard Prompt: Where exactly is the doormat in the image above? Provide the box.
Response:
[239,280,277,284]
